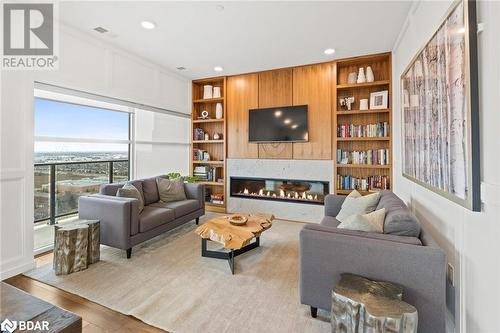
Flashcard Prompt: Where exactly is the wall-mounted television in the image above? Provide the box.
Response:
[248,105,308,143]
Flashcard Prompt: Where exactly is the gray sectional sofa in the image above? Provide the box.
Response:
[79,176,205,258]
[299,190,446,333]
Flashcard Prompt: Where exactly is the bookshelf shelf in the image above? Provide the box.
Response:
[192,76,227,213]
[334,53,392,194]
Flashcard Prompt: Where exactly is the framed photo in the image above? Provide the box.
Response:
[401,0,480,211]
[369,90,388,110]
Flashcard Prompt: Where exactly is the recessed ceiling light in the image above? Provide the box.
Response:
[140,21,156,30]
[324,48,336,55]
[216,4,224,11]
[214,66,223,72]
[274,110,282,118]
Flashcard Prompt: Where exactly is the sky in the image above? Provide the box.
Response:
[34,98,129,152]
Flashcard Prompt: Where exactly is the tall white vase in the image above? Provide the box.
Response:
[215,103,223,119]
[357,68,366,84]
[203,85,213,99]
[213,87,221,98]
[366,66,375,82]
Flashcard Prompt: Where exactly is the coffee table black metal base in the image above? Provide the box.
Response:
[201,237,260,274]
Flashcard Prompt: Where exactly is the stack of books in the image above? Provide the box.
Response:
[209,193,224,205]
[336,149,389,165]
[337,122,389,138]
[194,166,209,180]
[337,175,390,191]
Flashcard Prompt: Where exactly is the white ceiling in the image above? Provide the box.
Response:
[60,1,411,79]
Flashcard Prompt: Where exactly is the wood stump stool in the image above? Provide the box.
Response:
[75,219,100,264]
[331,273,418,333]
[53,224,89,275]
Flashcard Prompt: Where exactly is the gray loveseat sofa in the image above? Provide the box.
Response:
[299,190,446,333]
[79,176,205,258]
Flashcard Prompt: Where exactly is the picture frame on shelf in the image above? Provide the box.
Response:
[400,0,480,211]
[369,90,388,110]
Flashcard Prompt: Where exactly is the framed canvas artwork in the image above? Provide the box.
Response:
[401,0,480,211]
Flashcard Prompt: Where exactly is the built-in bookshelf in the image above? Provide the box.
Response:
[191,77,227,212]
[333,53,392,194]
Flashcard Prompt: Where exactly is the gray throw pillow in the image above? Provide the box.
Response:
[157,177,187,202]
[338,208,386,233]
[336,191,380,223]
[117,183,144,213]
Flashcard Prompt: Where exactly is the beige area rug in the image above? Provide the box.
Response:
[25,214,330,333]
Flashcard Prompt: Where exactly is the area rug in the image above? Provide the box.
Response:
[25,215,330,332]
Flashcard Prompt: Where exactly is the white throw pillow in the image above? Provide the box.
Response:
[338,208,386,233]
[117,183,144,213]
[336,191,380,223]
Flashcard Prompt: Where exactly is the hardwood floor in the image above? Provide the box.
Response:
[4,253,167,333]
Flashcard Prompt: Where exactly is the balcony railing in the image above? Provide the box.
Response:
[34,159,129,224]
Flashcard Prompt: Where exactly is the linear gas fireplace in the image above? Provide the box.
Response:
[230,177,329,205]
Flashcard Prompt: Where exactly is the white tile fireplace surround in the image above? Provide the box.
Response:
[227,159,333,223]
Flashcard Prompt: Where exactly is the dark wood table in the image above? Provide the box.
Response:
[0,282,81,333]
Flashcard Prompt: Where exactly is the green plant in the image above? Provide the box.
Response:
[166,172,199,183]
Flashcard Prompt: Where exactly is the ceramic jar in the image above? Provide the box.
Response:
[215,103,223,119]
[366,66,375,82]
[357,68,366,84]
[203,85,213,99]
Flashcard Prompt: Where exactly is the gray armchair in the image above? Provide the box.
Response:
[299,191,446,333]
[79,176,205,258]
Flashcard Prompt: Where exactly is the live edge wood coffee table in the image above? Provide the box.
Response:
[194,213,274,274]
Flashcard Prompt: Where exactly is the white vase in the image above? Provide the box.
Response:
[213,87,221,98]
[360,99,369,110]
[215,103,223,119]
[357,68,366,84]
[347,72,357,84]
[203,85,213,99]
[366,66,375,82]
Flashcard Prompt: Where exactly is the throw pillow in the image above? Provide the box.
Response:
[336,191,380,223]
[157,177,187,202]
[341,189,362,208]
[338,208,386,233]
[117,183,144,213]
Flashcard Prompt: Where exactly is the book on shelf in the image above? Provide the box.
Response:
[193,165,222,182]
[193,149,210,161]
[336,149,389,165]
[208,193,224,205]
[337,122,389,138]
[193,127,205,141]
[337,174,390,191]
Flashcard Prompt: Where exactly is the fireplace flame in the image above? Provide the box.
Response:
[238,187,322,203]
[243,188,249,195]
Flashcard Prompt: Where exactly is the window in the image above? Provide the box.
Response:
[34,95,131,251]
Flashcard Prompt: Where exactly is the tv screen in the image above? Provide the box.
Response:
[249,105,308,143]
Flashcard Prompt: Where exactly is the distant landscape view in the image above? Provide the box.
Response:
[34,151,129,222]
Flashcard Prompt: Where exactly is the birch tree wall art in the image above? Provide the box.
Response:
[401,0,480,211]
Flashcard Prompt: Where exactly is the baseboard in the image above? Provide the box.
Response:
[0,259,36,281]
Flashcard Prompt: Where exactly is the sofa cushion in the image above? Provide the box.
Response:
[376,190,421,237]
[336,191,380,223]
[157,177,187,203]
[320,216,341,228]
[100,183,123,196]
[117,183,145,213]
[142,177,160,205]
[138,206,175,233]
[149,199,199,218]
[338,208,386,233]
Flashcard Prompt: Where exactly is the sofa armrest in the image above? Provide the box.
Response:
[78,194,139,250]
[184,183,205,210]
[299,224,446,333]
[324,194,346,217]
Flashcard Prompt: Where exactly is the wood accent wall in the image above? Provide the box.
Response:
[227,74,259,158]
[258,69,293,159]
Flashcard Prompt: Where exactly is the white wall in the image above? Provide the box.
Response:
[0,24,190,279]
[392,1,500,332]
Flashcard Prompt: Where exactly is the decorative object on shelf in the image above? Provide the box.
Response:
[213,132,220,140]
[347,72,358,84]
[401,0,480,211]
[360,98,369,110]
[204,133,210,141]
[366,66,375,82]
[203,152,210,161]
[203,85,213,99]
[331,273,418,333]
[215,102,223,119]
[200,110,209,119]
[194,127,205,140]
[370,90,388,110]
[339,96,355,111]
[228,214,248,226]
[357,68,366,83]
[213,86,221,98]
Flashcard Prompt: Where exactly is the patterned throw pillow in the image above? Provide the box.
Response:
[338,208,386,233]
[157,177,187,202]
[336,190,380,223]
[117,183,144,213]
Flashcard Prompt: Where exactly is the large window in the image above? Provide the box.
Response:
[34,96,131,250]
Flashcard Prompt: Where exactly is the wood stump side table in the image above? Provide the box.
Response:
[53,224,89,275]
[331,273,418,333]
[75,219,100,264]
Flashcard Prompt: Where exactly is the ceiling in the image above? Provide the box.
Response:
[60,1,411,79]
